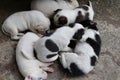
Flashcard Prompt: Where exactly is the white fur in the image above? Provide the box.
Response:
[59,52,94,74]
[2,10,50,40]
[16,32,53,80]
[31,0,79,17]
[34,23,84,62]
[53,1,94,26]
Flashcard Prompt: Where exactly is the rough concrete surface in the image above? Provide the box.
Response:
[0,0,120,80]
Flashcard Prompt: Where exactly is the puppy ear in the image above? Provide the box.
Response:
[54,9,62,14]
[87,1,93,9]
[25,75,31,80]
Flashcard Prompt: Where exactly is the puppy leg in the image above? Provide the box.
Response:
[59,54,67,68]
[17,33,24,36]
[10,28,21,40]
[41,67,54,73]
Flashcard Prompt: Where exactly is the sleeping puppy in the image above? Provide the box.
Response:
[16,32,54,80]
[2,10,50,40]
[59,52,94,76]
[31,0,79,18]
[59,20,101,76]
[53,1,94,27]
[34,23,84,62]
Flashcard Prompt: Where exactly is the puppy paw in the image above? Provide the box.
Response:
[47,67,54,73]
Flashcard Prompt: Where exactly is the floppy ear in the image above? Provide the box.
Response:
[25,75,31,80]
[54,9,62,14]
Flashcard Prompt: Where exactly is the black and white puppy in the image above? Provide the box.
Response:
[53,1,94,27]
[59,20,101,76]
[34,23,84,62]
[31,0,79,18]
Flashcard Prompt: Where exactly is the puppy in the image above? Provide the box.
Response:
[2,10,50,40]
[31,0,79,18]
[53,1,94,27]
[75,20,101,57]
[59,52,94,76]
[34,23,84,62]
[59,20,101,76]
[16,32,54,80]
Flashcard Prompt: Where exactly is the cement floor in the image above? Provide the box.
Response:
[0,0,120,80]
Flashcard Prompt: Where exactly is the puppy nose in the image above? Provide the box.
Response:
[58,16,67,25]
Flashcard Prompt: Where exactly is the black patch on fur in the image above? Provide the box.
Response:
[45,39,59,52]
[95,34,101,46]
[54,9,62,14]
[75,11,84,23]
[80,20,98,31]
[86,38,100,56]
[91,56,97,66]
[70,63,85,76]
[81,5,89,11]
[69,23,75,28]
[73,29,84,40]
[44,30,54,37]
[58,16,68,25]
[33,49,39,59]
[46,54,58,59]
[68,40,77,49]
[87,1,90,6]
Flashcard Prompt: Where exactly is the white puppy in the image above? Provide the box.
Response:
[53,1,94,27]
[2,10,50,40]
[31,0,79,18]
[34,23,84,62]
[16,32,53,80]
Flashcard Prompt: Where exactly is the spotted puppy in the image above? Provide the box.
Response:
[16,32,54,80]
[34,23,84,62]
[59,20,101,76]
[53,1,94,27]
[2,10,50,40]
[31,0,79,18]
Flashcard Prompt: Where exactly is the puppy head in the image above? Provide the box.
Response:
[53,9,78,27]
[25,71,47,80]
[75,1,94,22]
[53,9,68,27]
